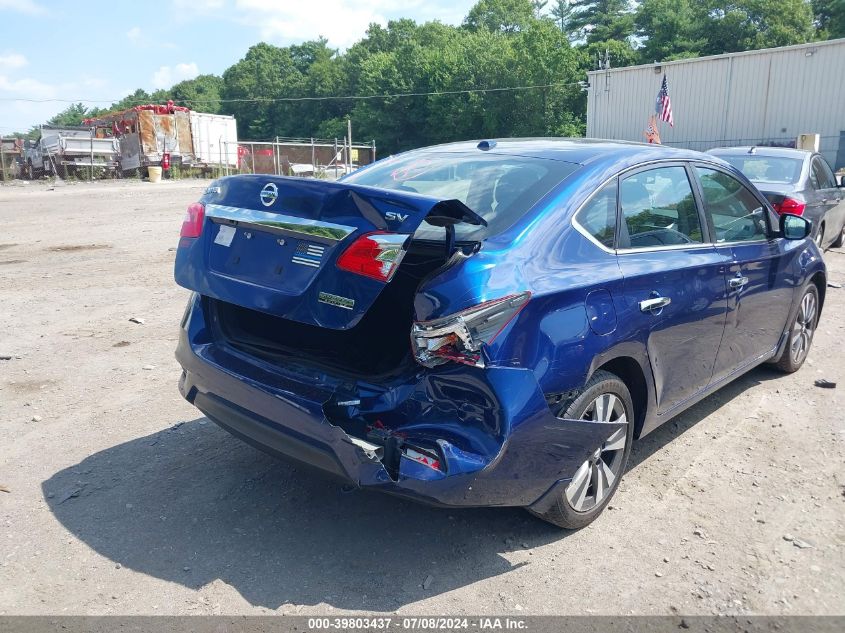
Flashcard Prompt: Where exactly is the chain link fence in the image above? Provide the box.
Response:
[220,138,377,180]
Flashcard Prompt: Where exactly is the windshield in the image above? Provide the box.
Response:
[343,151,579,241]
[718,155,803,185]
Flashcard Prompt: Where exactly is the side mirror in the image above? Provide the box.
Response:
[838,173,845,188]
[780,213,812,240]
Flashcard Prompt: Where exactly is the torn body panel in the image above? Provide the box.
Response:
[176,294,622,508]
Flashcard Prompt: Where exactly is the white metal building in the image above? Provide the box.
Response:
[586,38,845,169]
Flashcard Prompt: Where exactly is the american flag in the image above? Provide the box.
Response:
[291,241,325,268]
[655,74,674,127]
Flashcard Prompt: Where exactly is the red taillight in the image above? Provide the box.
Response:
[772,197,805,216]
[336,232,409,282]
[180,202,205,238]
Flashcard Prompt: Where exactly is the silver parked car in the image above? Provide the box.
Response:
[708,146,845,249]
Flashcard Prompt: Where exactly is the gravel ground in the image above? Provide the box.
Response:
[0,178,843,616]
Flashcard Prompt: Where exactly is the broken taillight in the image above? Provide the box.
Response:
[336,232,410,282]
[180,202,205,238]
[403,446,442,472]
[411,292,531,368]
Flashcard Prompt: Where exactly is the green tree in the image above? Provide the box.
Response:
[550,0,574,33]
[569,0,634,43]
[464,0,537,32]
[221,43,302,139]
[170,74,224,113]
[46,103,89,127]
[812,0,845,37]
[582,38,639,69]
[635,0,705,62]
[532,0,549,18]
[695,0,816,55]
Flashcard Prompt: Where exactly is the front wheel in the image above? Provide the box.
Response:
[774,284,819,373]
[528,370,634,529]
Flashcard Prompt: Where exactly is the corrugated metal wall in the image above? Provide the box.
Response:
[586,38,845,168]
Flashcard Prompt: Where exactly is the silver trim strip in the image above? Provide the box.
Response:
[572,216,616,254]
[617,242,713,255]
[206,203,357,244]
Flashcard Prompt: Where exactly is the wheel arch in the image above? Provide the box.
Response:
[810,270,826,317]
[590,354,652,440]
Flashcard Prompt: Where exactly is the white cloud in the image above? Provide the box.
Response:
[151,62,199,89]
[174,0,224,9]
[162,1,474,50]
[0,53,27,71]
[0,75,55,98]
[232,0,471,49]
[125,26,176,49]
[0,0,48,15]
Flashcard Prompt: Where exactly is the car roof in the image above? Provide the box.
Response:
[410,137,719,166]
[708,146,812,160]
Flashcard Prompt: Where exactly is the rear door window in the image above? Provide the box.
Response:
[695,167,768,243]
[574,181,617,248]
[619,166,703,249]
[812,157,837,190]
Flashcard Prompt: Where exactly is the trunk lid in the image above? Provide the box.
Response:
[174,175,482,330]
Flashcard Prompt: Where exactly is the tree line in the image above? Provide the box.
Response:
[22,0,843,155]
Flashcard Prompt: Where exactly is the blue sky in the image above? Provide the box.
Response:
[0,0,478,134]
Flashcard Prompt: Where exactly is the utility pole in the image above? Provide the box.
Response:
[333,138,339,178]
[347,118,353,169]
[0,134,6,183]
[89,126,94,182]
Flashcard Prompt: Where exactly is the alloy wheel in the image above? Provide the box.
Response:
[790,291,817,365]
[565,393,628,513]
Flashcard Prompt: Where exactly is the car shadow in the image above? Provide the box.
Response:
[42,418,559,611]
[43,365,781,611]
[627,365,782,470]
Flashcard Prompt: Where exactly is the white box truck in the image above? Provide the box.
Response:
[189,111,238,171]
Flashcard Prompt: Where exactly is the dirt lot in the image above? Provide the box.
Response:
[0,178,843,616]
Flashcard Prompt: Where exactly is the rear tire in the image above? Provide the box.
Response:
[528,370,634,530]
[814,223,825,249]
[831,223,845,248]
[774,284,819,373]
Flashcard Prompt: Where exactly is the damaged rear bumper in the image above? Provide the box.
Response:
[176,296,622,508]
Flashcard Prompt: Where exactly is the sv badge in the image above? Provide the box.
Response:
[385,211,409,223]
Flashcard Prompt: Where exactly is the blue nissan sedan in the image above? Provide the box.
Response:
[174,139,825,528]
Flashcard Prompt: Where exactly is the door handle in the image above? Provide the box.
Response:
[729,275,749,289]
[639,296,671,313]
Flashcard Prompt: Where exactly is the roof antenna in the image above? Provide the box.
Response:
[748,146,756,154]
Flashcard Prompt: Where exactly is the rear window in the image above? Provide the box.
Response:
[718,155,803,185]
[343,152,579,240]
